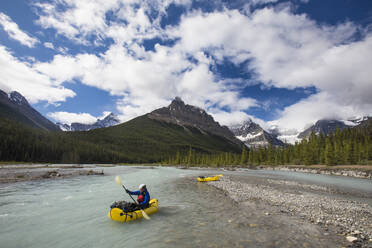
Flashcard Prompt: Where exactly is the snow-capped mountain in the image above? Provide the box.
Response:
[266,125,300,145]
[230,119,284,147]
[297,116,371,139]
[0,89,60,131]
[8,91,29,106]
[230,115,371,146]
[342,116,371,126]
[297,119,348,139]
[58,112,120,131]
[353,116,372,128]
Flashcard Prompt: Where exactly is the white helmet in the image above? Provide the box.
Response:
[139,184,146,189]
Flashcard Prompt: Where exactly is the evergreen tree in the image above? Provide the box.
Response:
[240,146,248,165]
[187,146,193,165]
[325,138,334,166]
[176,151,181,164]
[248,148,254,165]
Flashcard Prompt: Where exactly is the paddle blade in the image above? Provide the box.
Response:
[115,176,123,186]
[141,209,151,220]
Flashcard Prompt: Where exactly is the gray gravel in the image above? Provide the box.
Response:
[262,167,372,179]
[208,176,372,248]
[0,165,104,183]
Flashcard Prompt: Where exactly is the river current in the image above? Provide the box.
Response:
[1,166,371,248]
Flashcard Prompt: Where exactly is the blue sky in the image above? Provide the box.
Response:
[0,0,371,137]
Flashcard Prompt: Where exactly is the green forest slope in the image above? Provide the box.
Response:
[0,115,242,163]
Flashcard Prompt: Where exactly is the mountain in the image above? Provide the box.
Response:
[57,112,120,131]
[78,105,244,159]
[148,97,242,147]
[343,116,371,127]
[355,117,372,128]
[230,119,284,147]
[298,119,349,139]
[0,97,242,163]
[0,89,59,131]
[272,116,372,143]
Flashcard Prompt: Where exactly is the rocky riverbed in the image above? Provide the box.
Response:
[260,166,372,179]
[0,164,104,183]
[208,175,372,248]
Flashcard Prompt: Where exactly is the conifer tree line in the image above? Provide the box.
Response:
[165,121,372,166]
[1,115,371,165]
[0,118,131,163]
[163,147,244,167]
[0,116,240,163]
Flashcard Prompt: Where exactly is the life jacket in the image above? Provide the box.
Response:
[137,191,145,203]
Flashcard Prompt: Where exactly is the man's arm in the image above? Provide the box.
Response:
[127,190,140,195]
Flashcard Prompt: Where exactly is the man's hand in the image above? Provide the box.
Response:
[125,189,130,194]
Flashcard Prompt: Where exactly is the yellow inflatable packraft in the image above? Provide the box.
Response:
[197,174,222,182]
[108,199,158,222]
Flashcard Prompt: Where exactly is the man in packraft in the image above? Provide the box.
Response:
[126,184,150,208]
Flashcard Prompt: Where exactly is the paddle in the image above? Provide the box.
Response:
[115,176,151,220]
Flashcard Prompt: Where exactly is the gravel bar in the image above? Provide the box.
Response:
[208,176,372,248]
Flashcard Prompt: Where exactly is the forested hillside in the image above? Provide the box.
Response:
[0,118,129,163]
[0,90,60,131]
[0,115,242,163]
[166,120,372,166]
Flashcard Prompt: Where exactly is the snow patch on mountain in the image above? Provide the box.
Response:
[236,131,263,142]
[9,91,29,106]
[58,112,120,131]
[0,89,59,131]
[230,119,284,147]
[342,116,370,126]
[277,134,301,144]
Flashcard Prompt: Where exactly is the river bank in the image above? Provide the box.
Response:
[207,175,372,248]
[0,164,104,183]
[177,164,372,180]
[258,165,372,179]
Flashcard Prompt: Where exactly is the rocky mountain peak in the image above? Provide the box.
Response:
[167,97,206,115]
[148,99,242,146]
[56,122,72,131]
[0,89,8,98]
[344,116,371,126]
[168,97,185,110]
[172,96,185,104]
[242,118,253,125]
[104,112,117,118]
[96,112,120,127]
[0,89,59,131]
[230,119,261,136]
[298,119,348,139]
[9,91,29,106]
[58,112,120,131]
[230,119,284,147]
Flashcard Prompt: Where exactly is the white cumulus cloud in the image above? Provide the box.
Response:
[0,46,75,104]
[3,0,370,134]
[0,12,39,47]
[43,42,54,49]
[167,7,372,130]
[34,41,257,123]
[48,111,97,124]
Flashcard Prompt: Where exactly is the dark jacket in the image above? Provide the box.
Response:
[128,189,150,207]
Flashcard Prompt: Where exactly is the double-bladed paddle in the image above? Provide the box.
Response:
[115,176,150,220]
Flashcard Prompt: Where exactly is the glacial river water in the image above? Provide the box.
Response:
[1,166,371,248]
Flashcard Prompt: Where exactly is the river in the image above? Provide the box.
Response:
[1,166,371,248]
